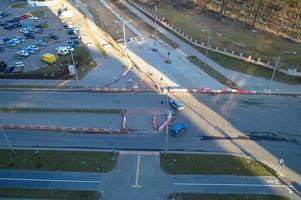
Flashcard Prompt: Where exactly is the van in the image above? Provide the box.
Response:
[41,53,56,64]
[58,11,73,19]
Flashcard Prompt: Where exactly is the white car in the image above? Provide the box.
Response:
[28,45,39,51]
[55,46,69,55]
[15,62,24,67]
[28,16,38,20]
[17,50,29,57]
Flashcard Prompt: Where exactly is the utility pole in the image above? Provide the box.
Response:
[164,93,169,156]
[70,49,79,87]
[109,120,116,161]
[202,29,211,67]
[267,51,296,92]
[115,20,132,51]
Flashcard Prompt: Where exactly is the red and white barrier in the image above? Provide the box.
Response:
[152,115,157,130]
[0,124,127,134]
[168,87,256,95]
[91,87,131,92]
[122,112,127,129]
[158,113,172,131]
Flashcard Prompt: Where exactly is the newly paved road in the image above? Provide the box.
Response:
[0,91,301,192]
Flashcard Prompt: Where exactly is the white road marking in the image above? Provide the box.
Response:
[120,150,159,155]
[176,49,188,57]
[173,183,288,188]
[0,177,101,184]
[132,154,142,188]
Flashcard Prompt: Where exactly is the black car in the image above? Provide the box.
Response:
[50,34,59,40]
[35,29,44,34]
[11,22,21,28]
[1,37,10,42]
[3,25,12,30]
[0,61,7,72]
[0,22,8,26]
[24,32,35,38]
[4,66,14,74]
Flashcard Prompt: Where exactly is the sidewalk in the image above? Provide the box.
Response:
[120,0,301,94]
[101,151,297,200]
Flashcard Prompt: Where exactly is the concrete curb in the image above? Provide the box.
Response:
[0,124,127,134]
[0,107,125,113]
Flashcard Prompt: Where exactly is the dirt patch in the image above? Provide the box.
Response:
[83,0,136,40]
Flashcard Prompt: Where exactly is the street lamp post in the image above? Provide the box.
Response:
[115,20,132,51]
[202,29,211,67]
[164,93,169,156]
[70,49,79,86]
[267,51,297,92]
[109,120,116,160]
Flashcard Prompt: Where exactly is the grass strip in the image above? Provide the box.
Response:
[95,41,108,57]
[0,85,84,89]
[187,56,239,88]
[0,149,118,172]
[160,154,274,176]
[10,2,28,8]
[0,188,100,200]
[206,49,301,85]
[0,107,126,113]
[169,193,290,200]
[40,22,48,29]
[30,10,45,17]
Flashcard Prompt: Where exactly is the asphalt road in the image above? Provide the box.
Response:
[0,91,301,190]
[0,170,102,191]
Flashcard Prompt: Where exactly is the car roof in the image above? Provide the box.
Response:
[172,124,185,132]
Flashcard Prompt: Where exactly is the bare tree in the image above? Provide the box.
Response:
[218,0,227,21]
[252,0,264,27]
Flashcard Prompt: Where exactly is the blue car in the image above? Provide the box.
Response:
[170,123,187,137]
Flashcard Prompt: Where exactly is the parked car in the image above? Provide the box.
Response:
[170,123,187,137]
[0,39,5,45]
[169,99,184,111]
[6,40,17,46]
[1,37,10,42]
[24,32,35,38]
[59,11,73,19]
[4,65,15,74]
[57,7,68,15]
[28,45,39,51]
[36,39,46,46]
[56,46,69,55]
[0,12,8,18]
[70,35,81,40]
[41,53,56,64]
[50,34,59,40]
[18,15,27,20]
[11,22,21,28]
[34,29,44,34]
[17,50,29,57]
[0,22,8,26]
[19,27,32,33]
[28,16,38,20]
[0,61,7,72]
[3,25,13,30]
[15,37,26,43]
[13,62,24,73]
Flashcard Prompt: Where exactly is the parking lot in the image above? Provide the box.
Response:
[0,0,93,78]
